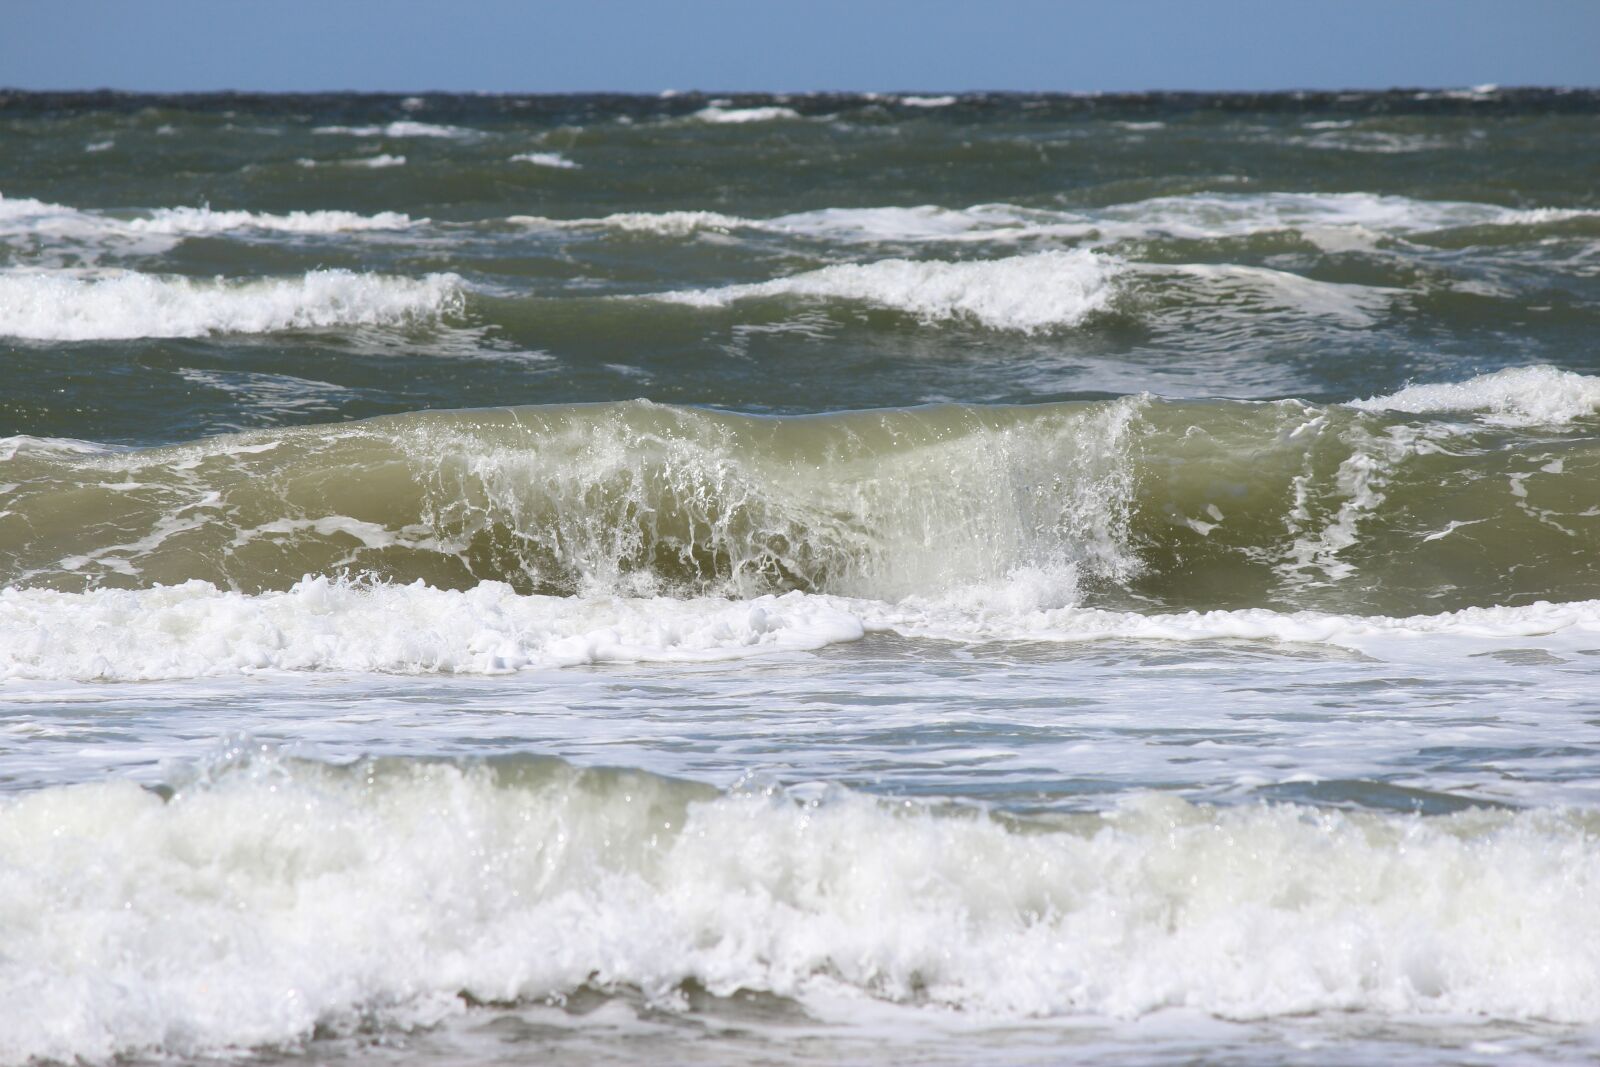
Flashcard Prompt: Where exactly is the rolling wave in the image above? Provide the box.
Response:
[3,370,1597,615]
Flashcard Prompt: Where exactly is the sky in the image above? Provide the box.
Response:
[4,0,1597,94]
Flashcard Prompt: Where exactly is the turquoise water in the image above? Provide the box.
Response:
[3,89,1600,1066]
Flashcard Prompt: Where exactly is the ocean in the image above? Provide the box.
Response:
[3,88,1600,1065]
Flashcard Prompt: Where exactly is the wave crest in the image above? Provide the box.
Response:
[652,250,1120,332]
[0,269,462,340]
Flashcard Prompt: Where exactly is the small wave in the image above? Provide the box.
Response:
[509,151,580,169]
[5,753,1600,1063]
[689,105,803,124]
[1352,366,1600,427]
[311,120,477,138]
[0,193,418,260]
[348,153,407,168]
[0,269,462,341]
[651,250,1120,332]
[1142,262,1398,327]
[898,94,958,108]
[124,206,416,235]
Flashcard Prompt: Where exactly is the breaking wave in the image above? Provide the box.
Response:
[0,268,463,340]
[5,752,1600,1063]
[3,371,1599,616]
[651,250,1121,332]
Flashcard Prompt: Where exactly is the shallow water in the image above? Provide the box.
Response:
[3,89,1600,1066]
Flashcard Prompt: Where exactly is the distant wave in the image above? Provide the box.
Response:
[689,105,803,124]
[0,193,417,257]
[650,250,1121,332]
[0,269,462,341]
[507,192,1600,248]
[311,120,478,139]
[124,205,415,235]
[509,151,580,169]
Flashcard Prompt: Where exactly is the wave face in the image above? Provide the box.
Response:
[6,752,1600,1063]
[0,269,462,340]
[4,371,1598,614]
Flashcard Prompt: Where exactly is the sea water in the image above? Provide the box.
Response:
[3,89,1600,1065]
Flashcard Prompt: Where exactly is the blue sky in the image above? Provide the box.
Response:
[5,0,1597,93]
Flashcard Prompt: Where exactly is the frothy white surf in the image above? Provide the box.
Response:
[0,269,462,341]
[3,576,1597,682]
[1353,366,1600,427]
[898,95,958,108]
[653,250,1120,332]
[4,759,1600,1064]
[510,151,580,169]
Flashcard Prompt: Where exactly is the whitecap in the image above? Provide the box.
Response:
[509,151,580,169]
[0,269,462,341]
[1352,366,1600,427]
[650,250,1120,333]
[689,106,803,124]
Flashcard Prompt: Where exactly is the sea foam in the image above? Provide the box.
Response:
[652,250,1120,332]
[3,576,1597,682]
[0,269,462,341]
[4,756,1600,1063]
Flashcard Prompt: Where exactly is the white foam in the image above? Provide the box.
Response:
[1099,191,1599,238]
[0,193,416,261]
[494,193,1597,251]
[652,250,1120,332]
[4,763,1600,1064]
[124,206,416,235]
[510,151,580,169]
[510,210,754,237]
[898,95,958,108]
[346,153,407,168]
[0,578,865,681]
[4,574,1598,683]
[0,269,462,341]
[1352,366,1600,428]
[311,120,477,139]
[858,588,1600,656]
[689,106,803,124]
